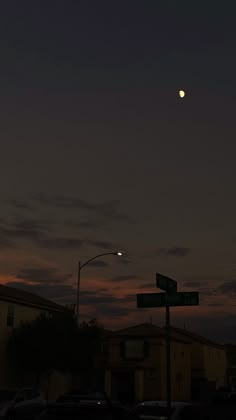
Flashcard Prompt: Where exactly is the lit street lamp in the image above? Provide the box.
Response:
[76,251,123,325]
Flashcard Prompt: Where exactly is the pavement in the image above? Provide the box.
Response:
[210,402,236,420]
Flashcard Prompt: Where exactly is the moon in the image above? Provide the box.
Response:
[179,90,185,98]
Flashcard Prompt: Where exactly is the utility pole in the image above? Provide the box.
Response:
[76,261,81,326]
[166,305,171,420]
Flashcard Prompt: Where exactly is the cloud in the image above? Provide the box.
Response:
[80,293,135,306]
[12,218,49,231]
[110,275,141,282]
[183,281,203,288]
[0,216,118,252]
[139,282,155,289]
[117,257,132,265]
[30,193,133,223]
[0,236,16,249]
[91,304,133,318]
[7,199,34,211]
[0,216,51,245]
[157,246,190,257]
[72,221,100,230]
[0,225,44,242]
[0,217,85,250]
[217,281,236,296]
[16,267,72,284]
[96,288,110,293]
[39,237,84,249]
[87,239,118,250]
[88,260,109,268]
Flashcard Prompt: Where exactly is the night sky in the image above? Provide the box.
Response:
[1,1,236,343]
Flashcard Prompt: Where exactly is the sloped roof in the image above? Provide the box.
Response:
[111,323,190,344]
[0,284,65,312]
[112,323,165,337]
[168,326,224,349]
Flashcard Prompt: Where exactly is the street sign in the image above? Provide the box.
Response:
[137,293,166,308]
[156,273,177,293]
[166,291,199,306]
[137,291,199,308]
[137,272,199,420]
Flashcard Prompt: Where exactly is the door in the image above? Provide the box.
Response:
[111,371,135,404]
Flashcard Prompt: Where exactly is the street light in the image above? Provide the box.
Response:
[76,251,123,326]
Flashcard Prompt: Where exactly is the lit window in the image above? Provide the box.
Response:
[7,305,15,327]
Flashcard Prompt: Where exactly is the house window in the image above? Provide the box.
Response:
[120,340,149,360]
[176,372,183,382]
[7,305,15,327]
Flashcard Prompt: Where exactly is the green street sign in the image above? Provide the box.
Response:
[137,292,199,308]
[137,293,166,308]
[156,273,177,293]
[166,291,199,306]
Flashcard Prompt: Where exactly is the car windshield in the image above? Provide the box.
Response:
[0,390,17,402]
[37,406,113,420]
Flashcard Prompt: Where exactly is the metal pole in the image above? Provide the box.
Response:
[166,304,171,420]
[76,261,81,327]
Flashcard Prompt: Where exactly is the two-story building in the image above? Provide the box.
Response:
[169,327,227,400]
[104,323,191,403]
[224,344,236,388]
[0,284,67,397]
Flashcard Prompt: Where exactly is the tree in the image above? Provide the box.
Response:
[8,313,105,390]
[76,319,105,389]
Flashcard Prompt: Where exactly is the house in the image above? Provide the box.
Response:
[104,323,191,403]
[0,284,68,397]
[168,327,227,400]
[224,344,236,387]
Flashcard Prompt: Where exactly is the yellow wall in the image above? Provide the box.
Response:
[160,340,191,401]
[106,336,191,402]
[203,345,227,387]
[0,299,71,399]
[187,338,227,387]
[0,300,49,336]
[108,337,163,369]
[190,342,205,371]
[0,300,50,387]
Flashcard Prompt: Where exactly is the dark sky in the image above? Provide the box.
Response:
[1,1,236,342]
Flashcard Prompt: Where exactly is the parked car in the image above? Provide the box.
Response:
[56,391,109,404]
[0,388,46,419]
[132,400,211,420]
[213,385,236,403]
[35,400,139,420]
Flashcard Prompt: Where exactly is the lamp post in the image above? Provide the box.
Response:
[76,251,123,326]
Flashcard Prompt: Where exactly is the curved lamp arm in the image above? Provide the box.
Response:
[80,252,121,269]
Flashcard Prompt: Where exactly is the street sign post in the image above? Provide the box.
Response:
[137,283,199,420]
[156,273,177,293]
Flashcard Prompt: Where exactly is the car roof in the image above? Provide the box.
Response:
[139,401,190,407]
[47,401,114,411]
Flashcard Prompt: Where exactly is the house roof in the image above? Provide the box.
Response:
[168,326,224,349]
[110,323,190,344]
[0,284,65,312]
[224,344,236,364]
[112,323,165,337]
